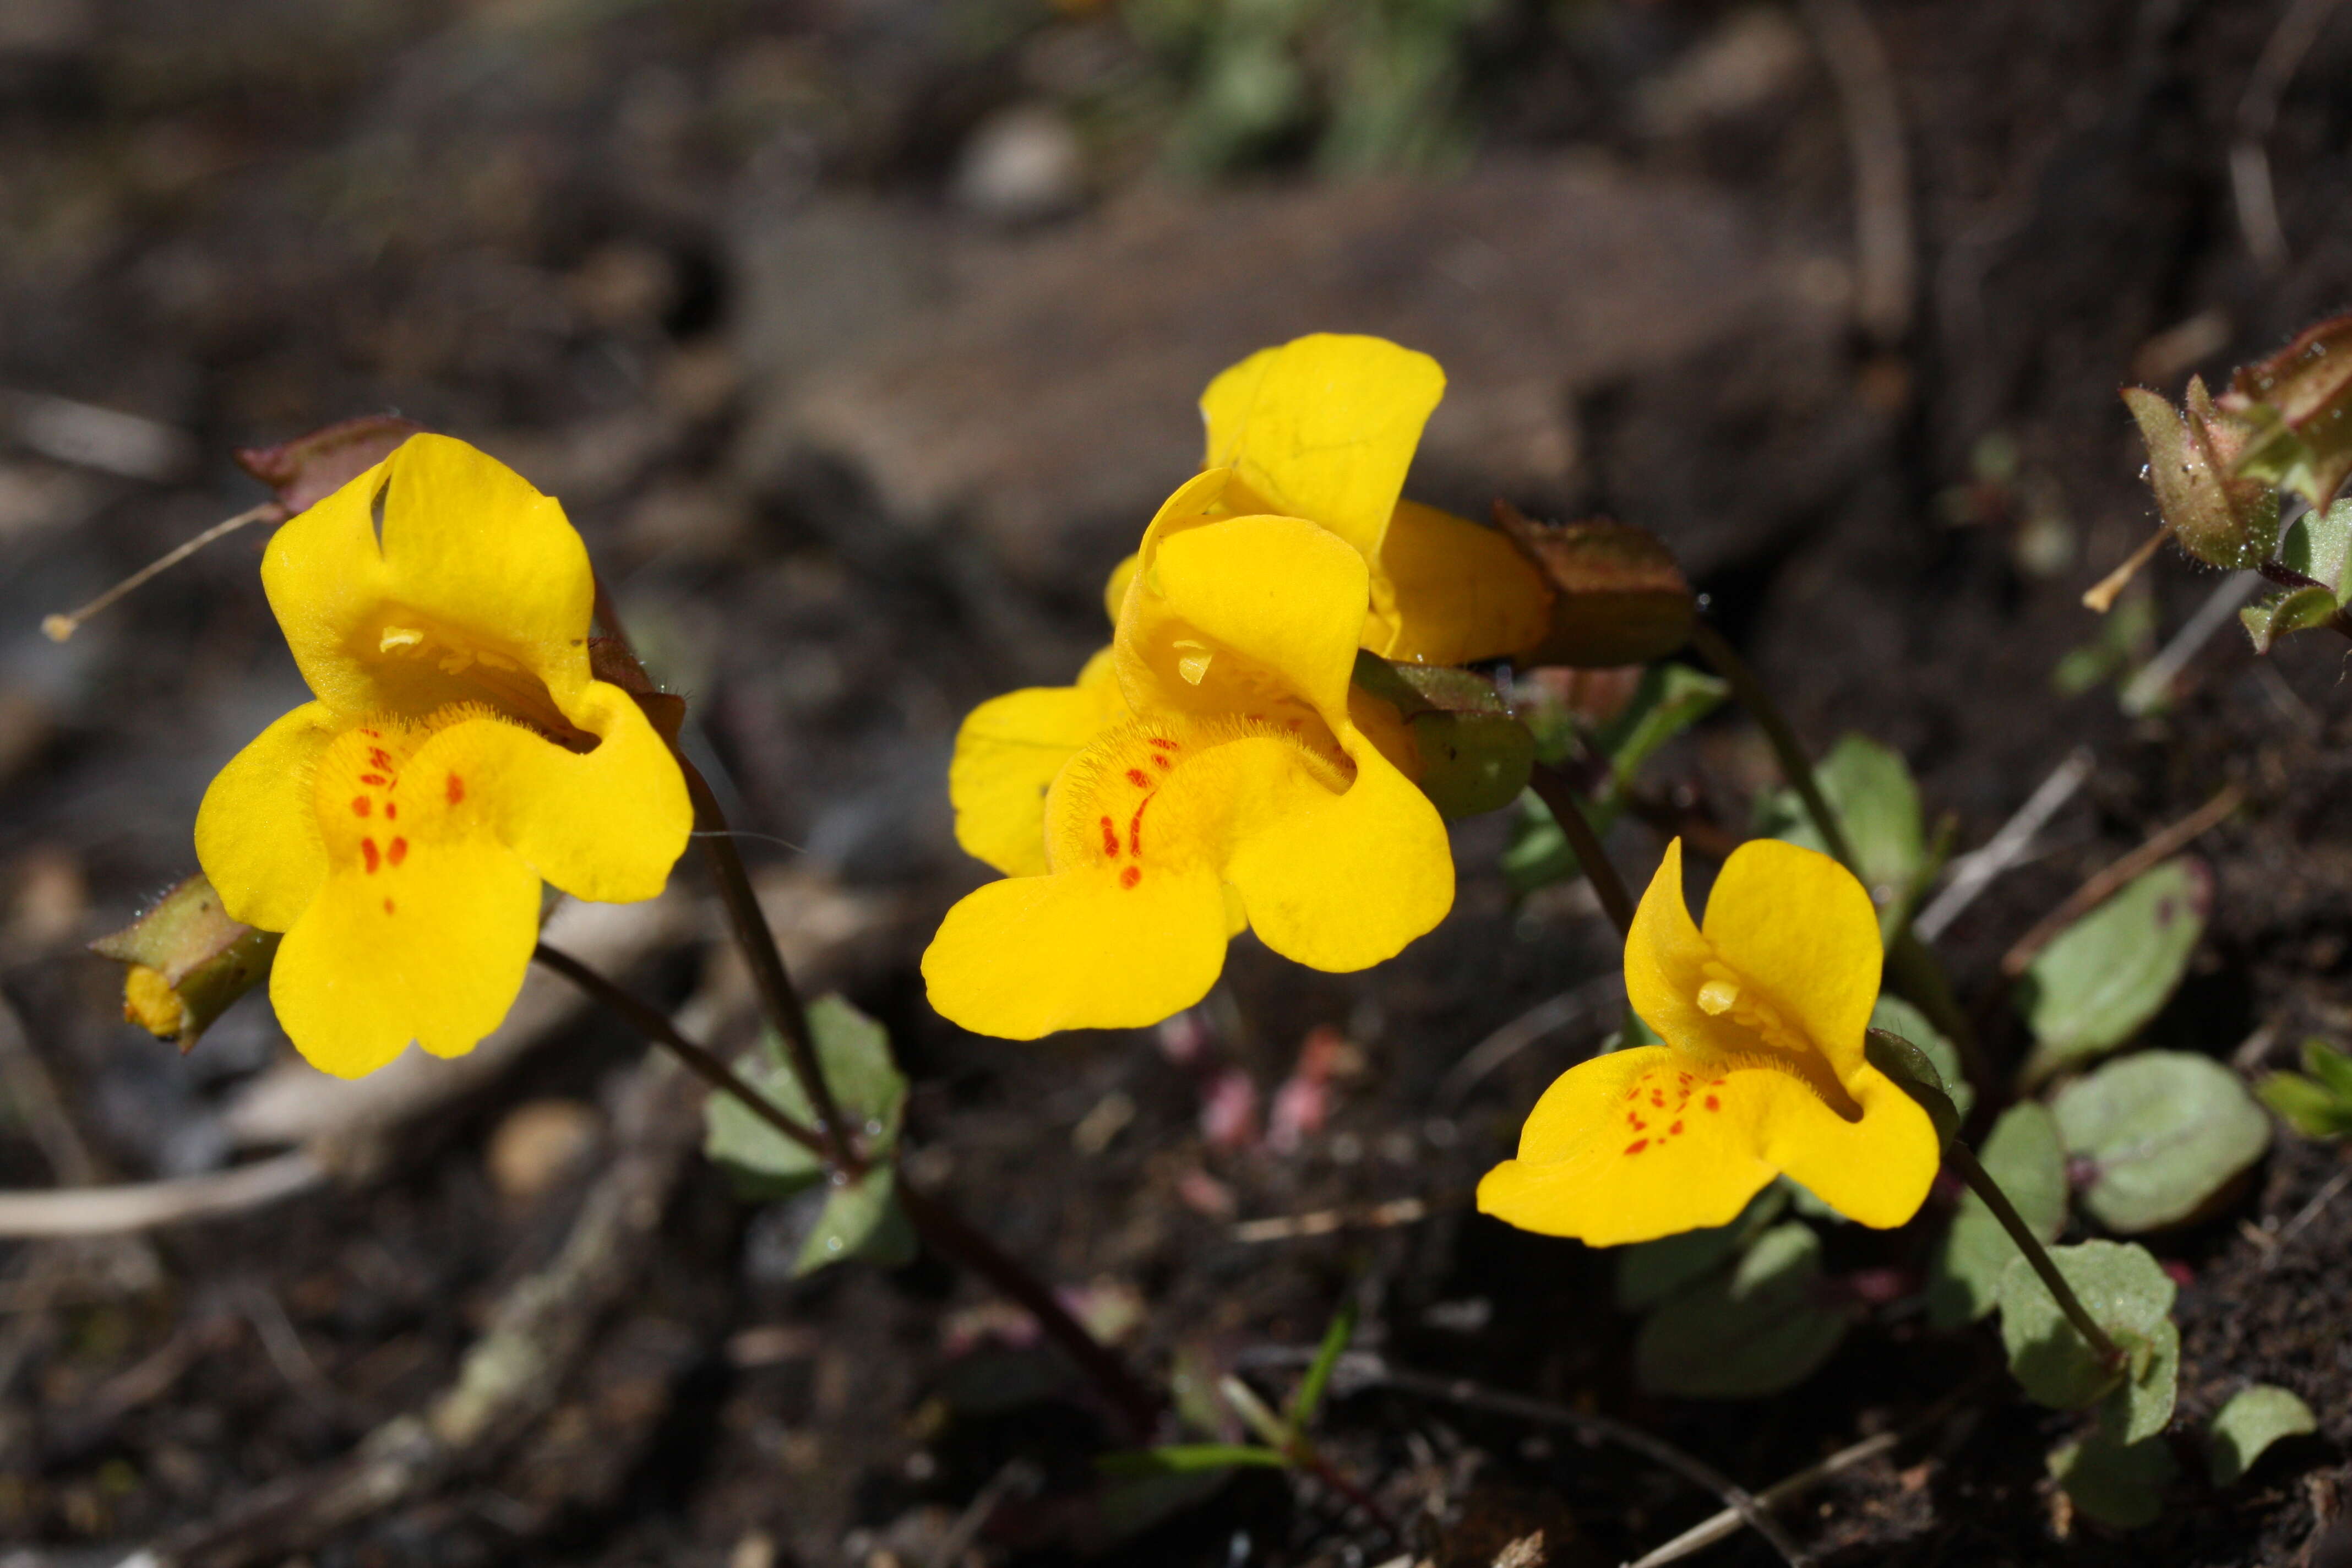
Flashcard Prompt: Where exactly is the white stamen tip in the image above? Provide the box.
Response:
[379,625,424,652]
[1696,978,1739,1015]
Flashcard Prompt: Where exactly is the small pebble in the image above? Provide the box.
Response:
[486,1098,603,1202]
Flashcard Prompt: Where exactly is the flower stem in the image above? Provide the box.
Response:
[678,758,864,1178]
[892,1180,1164,1440]
[532,944,1166,1440]
[1686,622,1857,870]
[1688,620,1988,1081]
[1946,1142,2124,1369]
[1527,760,1637,939]
[535,943,830,1158]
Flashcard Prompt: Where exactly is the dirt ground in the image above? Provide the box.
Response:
[2,1,2350,1564]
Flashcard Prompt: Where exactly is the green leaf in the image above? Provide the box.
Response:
[2054,1052,2272,1233]
[1409,711,1536,820]
[2240,585,2341,655]
[2258,1071,2352,1137]
[1996,1241,2177,1429]
[703,994,907,1197]
[1504,663,1725,892]
[2207,1384,2318,1485]
[1615,1184,1788,1311]
[2279,498,2352,594]
[2050,1430,2179,1529]
[1286,1302,1355,1433]
[1928,1104,2068,1329]
[1758,734,1923,901]
[1097,1444,1292,1478]
[2304,1035,2352,1097]
[2258,1037,2352,1137]
[1864,1028,1961,1145]
[794,1164,917,1277]
[2016,859,2209,1087]
[1872,994,1974,1125]
[1635,1222,1847,1398]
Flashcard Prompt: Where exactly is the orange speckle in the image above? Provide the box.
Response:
[1651,1093,1665,1107]
[358,774,388,786]
[361,839,380,874]
[1151,752,1173,770]
[446,772,466,804]
[1670,1120,1684,1135]
[387,837,408,866]
[368,748,393,770]
[383,897,395,914]
[1119,865,1142,889]
[1148,737,1179,752]
[1125,768,1152,788]
[1624,1139,1649,1155]
[1706,1095,1721,1111]
[1099,816,1120,857]
[1629,1114,1646,1130]
[385,802,397,820]
[1710,1079,1726,1087]
[352,796,371,817]
[1129,793,1153,856]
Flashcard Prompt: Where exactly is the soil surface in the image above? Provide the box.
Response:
[1,2,2349,1565]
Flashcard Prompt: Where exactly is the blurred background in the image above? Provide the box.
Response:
[3,1,2352,1563]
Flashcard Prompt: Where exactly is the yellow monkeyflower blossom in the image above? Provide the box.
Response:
[1106,333,1556,667]
[1477,838,1939,1246]
[195,435,692,1079]
[924,469,1454,1039]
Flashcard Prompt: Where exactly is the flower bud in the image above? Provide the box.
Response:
[91,874,279,1052]
[2214,314,2352,513]
[1492,503,1696,667]
[2120,380,2279,569]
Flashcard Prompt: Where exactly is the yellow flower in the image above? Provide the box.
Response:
[1477,838,1939,1246]
[194,435,692,1078]
[1108,333,1556,667]
[924,469,1455,1039]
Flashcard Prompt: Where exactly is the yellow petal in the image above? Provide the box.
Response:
[269,829,541,1077]
[1102,553,1139,627]
[1476,1045,1937,1244]
[434,683,692,903]
[1199,334,1444,558]
[262,434,595,723]
[1624,839,1746,1059]
[1699,837,1883,1086]
[922,864,1229,1039]
[1774,1065,1940,1228]
[949,649,1130,878]
[1118,507,1366,732]
[1226,730,1451,972]
[194,701,339,931]
[1368,500,1555,665]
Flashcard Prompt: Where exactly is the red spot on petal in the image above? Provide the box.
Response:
[361,839,380,874]
[1099,816,1120,857]
[383,898,395,914]
[1120,865,1142,889]
[1148,737,1179,751]
[385,802,396,820]
[1651,1093,1665,1107]
[1125,768,1152,788]
[1129,792,1154,856]
[352,796,371,816]
[358,774,388,786]
[1670,1121,1684,1135]
[1710,1079,1726,1087]
[1151,752,1173,770]
[446,773,465,804]
[368,748,393,770]
[1629,1115,1646,1130]
[1706,1095,1721,1111]
[387,837,407,866]
[1624,1139,1648,1155]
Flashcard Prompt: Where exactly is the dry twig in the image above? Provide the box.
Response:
[1912,748,2093,941]
[1796,0,1914,346]
[2230,0,2349,272]
[1999,783,2241,976]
